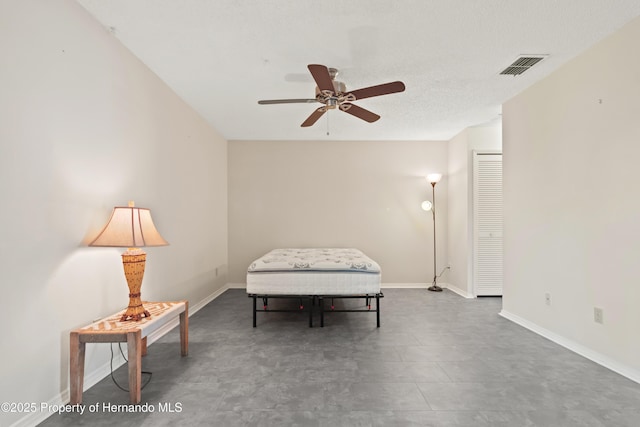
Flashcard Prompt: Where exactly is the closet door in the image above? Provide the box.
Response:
[473,152,503,296]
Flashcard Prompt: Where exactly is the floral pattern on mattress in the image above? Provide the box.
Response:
[248,248,381,274]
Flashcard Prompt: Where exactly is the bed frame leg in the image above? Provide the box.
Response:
[308,297,313,328]
[252,296,257,327]
[319,297,324,327]
[376,294,381,327]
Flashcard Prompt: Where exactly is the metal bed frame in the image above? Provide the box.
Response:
[248,293,383,328]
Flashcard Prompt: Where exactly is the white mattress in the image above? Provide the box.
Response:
[246,248,381,295]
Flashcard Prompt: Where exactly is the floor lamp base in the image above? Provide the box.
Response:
[427,284,443,292]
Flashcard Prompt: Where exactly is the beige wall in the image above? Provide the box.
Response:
[502,16,640,380]
[447,124,502,297]
[0,1,228,425]
[228,140,448,285]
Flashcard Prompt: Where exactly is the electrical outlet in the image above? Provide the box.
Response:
[545,293,551,306]
[594,307,604,324]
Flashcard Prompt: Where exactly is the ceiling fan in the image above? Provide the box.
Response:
[258,64,406,127]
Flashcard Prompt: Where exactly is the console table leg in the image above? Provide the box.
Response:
[127,330,142,404]
[180,302,189,356]
[141,337,148,357]
[69,332,85,404]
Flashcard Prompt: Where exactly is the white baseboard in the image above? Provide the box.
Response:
[15,285,232,427]
[445,283,474,298]
[500,309,640,385]
[402,282,475,299]
[12,353,129,427]
[226,282,246,289]
[146,284,228,346]
[10,390,75,427]
[382,283,465,296]
[381,282,428,288]
[190,285,229,314]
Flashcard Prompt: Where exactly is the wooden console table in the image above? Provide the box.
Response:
[69,300,188,404]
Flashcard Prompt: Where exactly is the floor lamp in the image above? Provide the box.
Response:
[422,173,443,292]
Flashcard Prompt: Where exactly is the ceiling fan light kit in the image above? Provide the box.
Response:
[258,64,405,127]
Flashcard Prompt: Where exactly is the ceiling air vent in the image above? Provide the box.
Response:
[500,55,547,76]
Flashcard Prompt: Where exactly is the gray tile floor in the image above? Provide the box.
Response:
[40,289,640,426]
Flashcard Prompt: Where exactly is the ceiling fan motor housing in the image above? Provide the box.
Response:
[333,80,346,94]
[315,80,347,107]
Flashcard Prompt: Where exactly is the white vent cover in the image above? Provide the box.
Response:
[500,55,547,76]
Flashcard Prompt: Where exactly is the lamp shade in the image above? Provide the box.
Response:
[89,203,168,248]
[421,200,433,211]
[427,173,442,184]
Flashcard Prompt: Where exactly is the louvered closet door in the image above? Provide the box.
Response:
[473,153,503,296]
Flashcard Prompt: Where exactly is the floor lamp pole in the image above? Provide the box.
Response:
[428,181,443,292]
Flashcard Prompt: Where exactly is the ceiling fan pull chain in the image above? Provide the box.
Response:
[326,111,330,136]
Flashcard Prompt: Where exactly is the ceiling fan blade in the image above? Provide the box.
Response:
[308,64,335,94]
[258,99,318,105]
[339,103,380,123]
[301,107,327,127]
[347,81,405,100]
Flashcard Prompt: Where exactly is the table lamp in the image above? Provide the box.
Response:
[89,201,169,321]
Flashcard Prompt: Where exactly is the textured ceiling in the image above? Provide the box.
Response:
[77,0,640,141]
